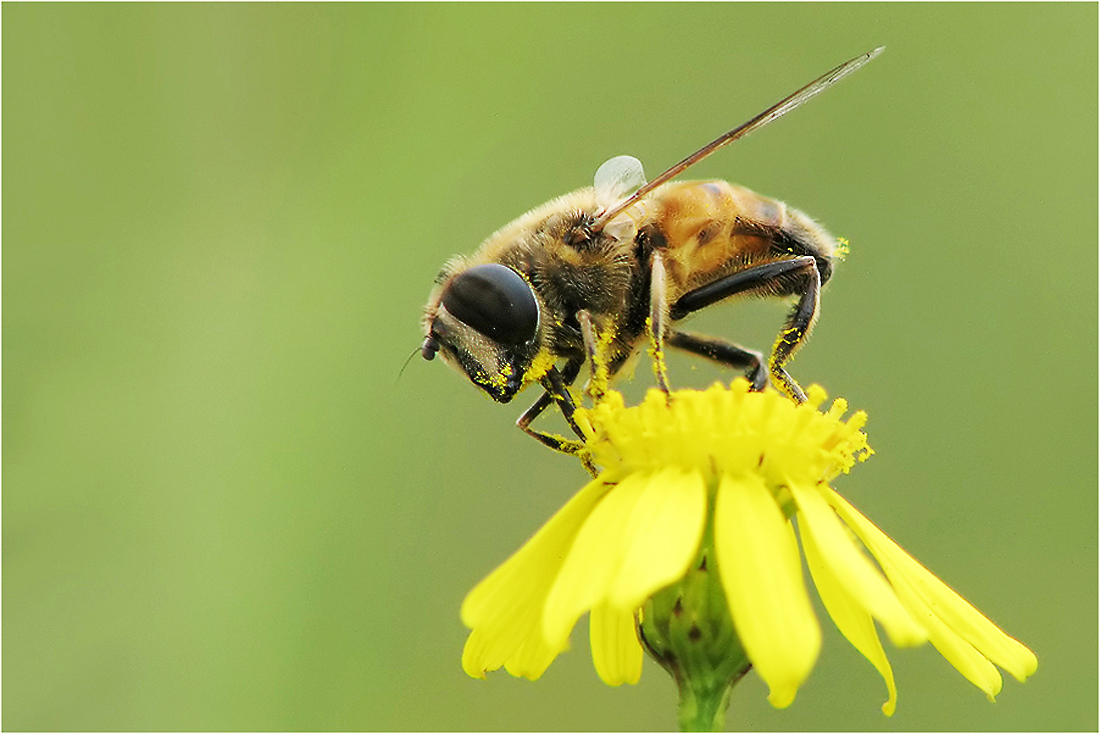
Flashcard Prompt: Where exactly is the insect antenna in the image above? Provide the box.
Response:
[396,344,423,388]
[589,46,885,235]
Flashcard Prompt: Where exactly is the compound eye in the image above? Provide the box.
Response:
[441,263,538,346]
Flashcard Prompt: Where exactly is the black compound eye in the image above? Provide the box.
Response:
[441,263,538,346]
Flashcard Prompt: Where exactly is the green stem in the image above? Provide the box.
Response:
[677,677,732,732]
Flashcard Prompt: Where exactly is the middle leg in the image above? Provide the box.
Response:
[666,331,768,392]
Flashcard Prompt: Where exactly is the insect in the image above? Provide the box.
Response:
[421,48,883,463]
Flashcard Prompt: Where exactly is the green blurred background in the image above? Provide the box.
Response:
[4,3,1095,731]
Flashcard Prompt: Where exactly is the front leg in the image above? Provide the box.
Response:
[515,360,598,475]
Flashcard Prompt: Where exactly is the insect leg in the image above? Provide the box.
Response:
[542,363,589,438]
[670,256,821,403]
[577,309,613,402]
[648,252,672,395]
[516,359,597,474]
[517,360,584,439]
[666,331,768,392]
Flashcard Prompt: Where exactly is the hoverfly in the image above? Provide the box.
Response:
[422,48,883,463]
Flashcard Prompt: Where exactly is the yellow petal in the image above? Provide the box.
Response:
[715,473,821,709]
[462,615,554,680]
[503,631,570,681]
[542,472,651,649]
[543,468,704,648]
[889,566,1004,699]
[833,506,1004,698]
[461,624,563,681]
[790,481,927,648]
[460,476,612,678]
[607,467,708,610]
[461,628,495,680]
[590,602,643,686]
[801,515,898,716]
[825,487,1037,686]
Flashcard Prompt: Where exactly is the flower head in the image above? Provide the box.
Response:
[460,379,1037,715]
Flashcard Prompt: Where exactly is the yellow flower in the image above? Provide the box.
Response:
[460,380,1037,715]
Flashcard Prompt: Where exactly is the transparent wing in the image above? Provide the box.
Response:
[593,155,647,211]
[590,47,885,234]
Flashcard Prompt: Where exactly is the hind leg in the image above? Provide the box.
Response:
[670,256,821,402]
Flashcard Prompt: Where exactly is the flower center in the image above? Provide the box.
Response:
[578,379,872,486]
